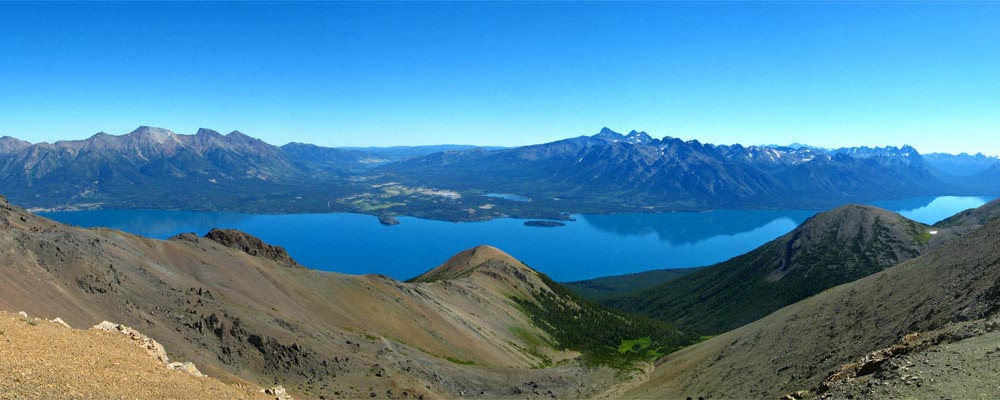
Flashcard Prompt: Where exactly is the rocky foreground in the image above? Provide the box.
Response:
[0,311,282,400]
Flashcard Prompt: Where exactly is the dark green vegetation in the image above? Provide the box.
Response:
[628,200,1000,399]
[562,268,699,303]
[605,205,940,335]
[514,272,697,370]
[2,126,998,222]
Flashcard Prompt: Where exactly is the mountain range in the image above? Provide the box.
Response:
[382,127,996,212]
[1,126,998,221]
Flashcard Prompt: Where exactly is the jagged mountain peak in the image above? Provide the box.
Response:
[594,127,624,140]
[0,135,32,153]
[625,130,654,144]
[832,144,922,159]
[195,128,222,137]
[224,130,265,146]
[127,126,177,143]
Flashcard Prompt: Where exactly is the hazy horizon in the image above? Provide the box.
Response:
[2,2,998,154]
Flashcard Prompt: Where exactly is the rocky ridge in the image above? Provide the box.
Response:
[202,228,304,269]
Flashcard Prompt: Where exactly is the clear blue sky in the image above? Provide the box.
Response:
[1,2,998,154]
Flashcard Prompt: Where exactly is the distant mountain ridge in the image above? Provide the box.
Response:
[380,127,958,211]
[923,152,1000,176]
[1,126,997,219]
[0,127,507,215]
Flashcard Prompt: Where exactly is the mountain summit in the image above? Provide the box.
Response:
[593,127,623,140]
[625,130,653,144]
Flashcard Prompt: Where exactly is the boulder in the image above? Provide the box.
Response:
[261,385,293,400]
[92,321,169,364]
[48,317,71,329]
[168,361,204,378]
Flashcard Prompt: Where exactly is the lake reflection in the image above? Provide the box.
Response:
[579,209,815,245]
[40,196,991,281]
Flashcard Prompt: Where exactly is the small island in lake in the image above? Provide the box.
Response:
[524,220,565,228]
[377,215,400,226]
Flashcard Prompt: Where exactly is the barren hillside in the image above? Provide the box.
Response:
[0,194,663,399]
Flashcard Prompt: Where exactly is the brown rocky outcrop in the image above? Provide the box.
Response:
[204,228,303,268]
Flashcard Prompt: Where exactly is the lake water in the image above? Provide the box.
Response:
[483,193,532,202]
[40,196,991,282]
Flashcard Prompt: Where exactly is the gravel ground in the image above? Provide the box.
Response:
[821,320,1000,399]
[0,312,269,400]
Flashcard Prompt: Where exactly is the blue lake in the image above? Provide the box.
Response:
[483,193,532,202]
[40,196,991,282]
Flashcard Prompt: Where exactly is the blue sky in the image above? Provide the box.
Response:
[1,2,998,154]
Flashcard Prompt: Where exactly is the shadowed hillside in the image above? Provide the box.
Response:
[608,205,942,335]
[626,205,1000,398]
[562,268,700,303]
